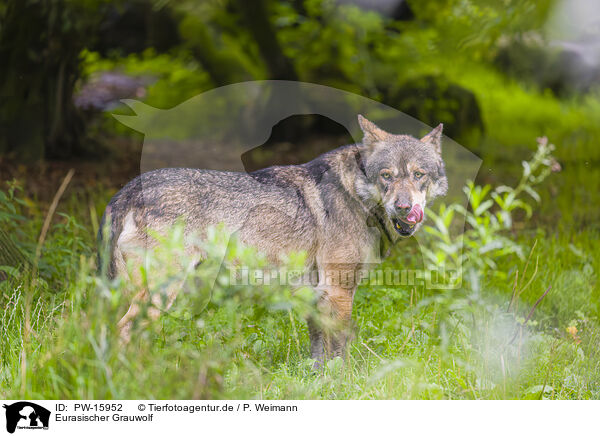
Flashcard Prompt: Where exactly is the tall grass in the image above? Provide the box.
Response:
[0,141,598,399]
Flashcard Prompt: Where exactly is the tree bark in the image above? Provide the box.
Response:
[232,0,298,80]
[0,0,86,161]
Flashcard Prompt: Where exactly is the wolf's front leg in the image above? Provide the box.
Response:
[307,288,354,369]
[307,316,325,369]
[323,289,354,359]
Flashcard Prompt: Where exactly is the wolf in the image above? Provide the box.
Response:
[98,115,448,365]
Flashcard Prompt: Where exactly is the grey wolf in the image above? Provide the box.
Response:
[98,115,447,365]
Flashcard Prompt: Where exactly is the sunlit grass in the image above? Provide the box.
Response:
[0,155,598,399]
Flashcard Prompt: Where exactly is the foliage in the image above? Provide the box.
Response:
[0,180,91,286]
[1,141,599,399]
[407,0,555,59]
[80,49,212,111]
[423,137,558,284]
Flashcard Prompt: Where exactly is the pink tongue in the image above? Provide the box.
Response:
[406,204,423,223]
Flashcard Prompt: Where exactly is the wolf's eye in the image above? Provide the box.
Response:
[414,171,425,179]
[380,171,392,181]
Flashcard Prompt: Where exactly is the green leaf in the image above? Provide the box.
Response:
[474,199,494,216]
[523,185,541,202]
[522,160,531,178]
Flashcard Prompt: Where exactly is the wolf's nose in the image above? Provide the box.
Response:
[406,204,424,224]
[395,201,411,214]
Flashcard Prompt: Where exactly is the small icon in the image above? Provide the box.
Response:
[3,402,51,434]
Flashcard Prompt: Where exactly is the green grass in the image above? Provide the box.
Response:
[433,61,600,230]
[0,154,598,400]
[1,227,598,399]
[442,62,600,162]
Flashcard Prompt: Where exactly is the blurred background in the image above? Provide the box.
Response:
[0,0,599,228]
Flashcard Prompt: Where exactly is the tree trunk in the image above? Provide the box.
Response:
[186,18,242,86]
[0,0,86,161]
[232,0,298,80]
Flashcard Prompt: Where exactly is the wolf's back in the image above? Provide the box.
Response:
[96,166,310,279]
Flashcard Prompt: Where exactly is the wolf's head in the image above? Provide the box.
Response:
[355,114,448,238]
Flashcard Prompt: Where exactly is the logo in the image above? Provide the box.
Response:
[2,402,50,433]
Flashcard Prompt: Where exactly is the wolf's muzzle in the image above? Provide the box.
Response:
[394,203,423,224]
[403,204,423,224]
[391,204,423,237]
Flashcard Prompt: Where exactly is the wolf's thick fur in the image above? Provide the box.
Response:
[99,115,448,364]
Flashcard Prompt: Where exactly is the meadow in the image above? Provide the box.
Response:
[1,0,599,400]
[1,123,598,399]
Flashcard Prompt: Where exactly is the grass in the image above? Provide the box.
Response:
[2,45,599,399]
[1,229,598,399]
[0,142,598,400]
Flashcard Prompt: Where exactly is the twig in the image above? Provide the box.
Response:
[508,240,537,312]
[508,269,519,312]
[515,256,539,304]
[362,342,384,362]
[521,240,537,285]
[397,325,415,355]
[34,168,75,270]
[508,285,551,345]
[22,168,74,396]
[523,285,552,326]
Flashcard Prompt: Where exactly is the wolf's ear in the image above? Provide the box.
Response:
[421,123,443,155]
[358,114,389,145]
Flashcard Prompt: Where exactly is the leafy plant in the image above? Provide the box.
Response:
[423,136,558,285]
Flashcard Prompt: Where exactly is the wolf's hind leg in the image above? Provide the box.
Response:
[113,211,148,341]
[307,317,325,369]
[117,249,203,342]
[117,282,180,342]
[117,292,143,343]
